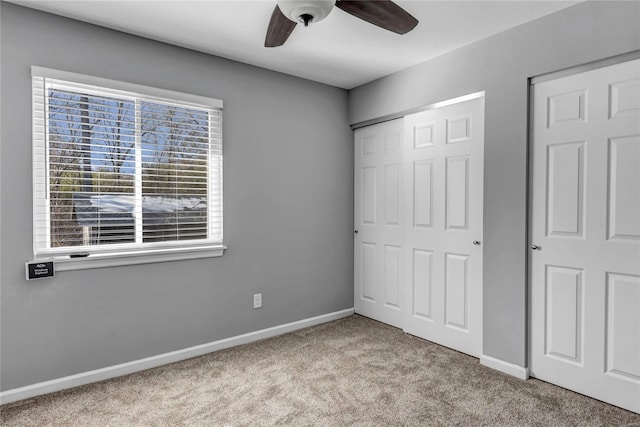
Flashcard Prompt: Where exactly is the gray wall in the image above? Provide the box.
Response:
[0,3,353,391]
[349,1,640,366]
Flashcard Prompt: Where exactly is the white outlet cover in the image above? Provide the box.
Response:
[253,293,262,309]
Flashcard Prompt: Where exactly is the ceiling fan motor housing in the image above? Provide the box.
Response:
[277,0,336,26]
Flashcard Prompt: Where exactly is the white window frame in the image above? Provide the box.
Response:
[31,66,225,271]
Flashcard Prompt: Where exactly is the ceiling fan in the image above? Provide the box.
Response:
[265,0,419,47]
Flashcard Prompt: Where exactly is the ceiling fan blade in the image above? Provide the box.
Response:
[265,5,297,47]
[336,0,418,34]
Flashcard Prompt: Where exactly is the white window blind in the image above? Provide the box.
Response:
[32,67,223,258]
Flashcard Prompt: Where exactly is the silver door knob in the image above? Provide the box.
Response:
[472,241,481,245]
[531,245,540,250]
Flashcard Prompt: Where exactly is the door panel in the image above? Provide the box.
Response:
[530,58,640,413]
[445,155,469,230]
[354,119,404,327]
[402,97,484,357]
[384,164,401,226]
[444,253,469,331]
[361,167,376,225]
[413,160,433,228]
[545,265,584,363]
[546,142,585,237]
[360,242,377,302]
[606,273,640,382]
[383,245,401,308]
[412,249,434,320]
[608,135,640,240]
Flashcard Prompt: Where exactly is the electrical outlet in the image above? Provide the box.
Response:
[253,293,262,309]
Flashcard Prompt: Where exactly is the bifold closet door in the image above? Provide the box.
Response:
[354,118,405,328]
[401,97,484,357]
[530,58,640,413]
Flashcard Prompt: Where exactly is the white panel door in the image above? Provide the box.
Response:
[531,59,640,413]
[402,97,484,357]
[354,118,404,327]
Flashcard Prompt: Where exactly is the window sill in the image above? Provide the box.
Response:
[35,245,226,272]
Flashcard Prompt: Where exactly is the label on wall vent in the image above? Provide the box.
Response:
[26,261,55,280]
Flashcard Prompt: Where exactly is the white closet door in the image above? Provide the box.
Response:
[530,59,640,413]
[354,118,405,328]
[402,97,484,357]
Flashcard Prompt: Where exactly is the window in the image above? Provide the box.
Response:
[32,67,224,268]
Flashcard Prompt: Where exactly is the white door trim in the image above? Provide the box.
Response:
[351,91,485,130]
[530,50,640,85]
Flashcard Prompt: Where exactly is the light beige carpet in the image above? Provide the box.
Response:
[2,315,639,426]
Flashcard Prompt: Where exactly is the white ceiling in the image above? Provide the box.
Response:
[9,0,579,89]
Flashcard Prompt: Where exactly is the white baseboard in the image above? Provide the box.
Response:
[0,308,354,405]
[480,354,529,380]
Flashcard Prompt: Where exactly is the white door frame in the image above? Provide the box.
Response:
[351,92,486,131]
